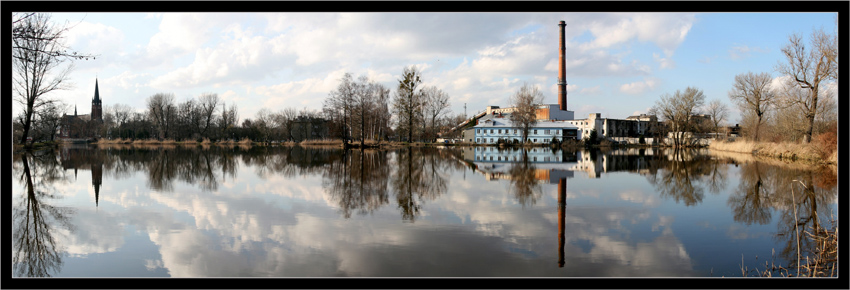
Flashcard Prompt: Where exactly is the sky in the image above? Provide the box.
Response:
[19,11,838,126]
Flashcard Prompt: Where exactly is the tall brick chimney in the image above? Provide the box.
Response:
[558,21,567,111]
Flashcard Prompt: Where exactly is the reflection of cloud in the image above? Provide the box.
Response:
[60,209,125,256]
[619,189,662,206]
[52,148,707,277]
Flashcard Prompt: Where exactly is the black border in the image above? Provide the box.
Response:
[3,1,847,290]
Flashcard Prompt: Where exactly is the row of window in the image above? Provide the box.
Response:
[476,147,552,153]
[475,155,559,162]
[477,129,562,135]
[475,137,558,144]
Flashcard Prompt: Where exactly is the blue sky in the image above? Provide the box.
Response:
[20,12,838,125]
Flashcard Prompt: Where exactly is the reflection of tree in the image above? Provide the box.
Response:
[391,147,448,222]
[507,149,542,208]
[772,170,837,273]
[647,151,710,206]
[323,149,391,218]
[12,153,74,277]
[727,162,773,225]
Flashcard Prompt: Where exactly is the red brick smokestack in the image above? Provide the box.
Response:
[558,21,567,111]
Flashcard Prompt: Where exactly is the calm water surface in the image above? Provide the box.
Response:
[10,145,838,278]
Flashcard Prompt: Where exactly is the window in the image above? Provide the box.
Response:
[513,129,517,134]
[534,130,538,134]
[533,139,537,143]
[476,138,480,143]
[498,129,502,134]
[545,130,550,134]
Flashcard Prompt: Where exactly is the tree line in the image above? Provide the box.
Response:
[649,24,837,147]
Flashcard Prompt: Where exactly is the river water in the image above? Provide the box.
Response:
[10,144,838,278]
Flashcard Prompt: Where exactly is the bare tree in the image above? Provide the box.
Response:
[219,102,238,140]
[704,99,729,137]
[775,28,837,143]
[324,73,356,142]
[12,13,84,146]
[651,87,706,147]
[372,83,392,141]
[509,83,544,144]
[196,93,219,139]
[772,78,838,142]
[393,66,424,142]
[421,86,451,142]
[351,75,374,147]
[147,93,176,139]
[33,101,68,141]
[274,107,298,141]
[728,72,776,141]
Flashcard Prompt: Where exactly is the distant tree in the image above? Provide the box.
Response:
[509,83,544,144]
[728,72,776,141]
[196,93,220,139]
[12,13,94,146]
[775,28,837,143]
[324,73,356,142]
[33,101,68,141]
[351,75,374,147]
[651,86,706,147]
[274,107,298,141]
[704,99,729,137]
[421,86,451,142]
[218,102,238,140]
[392,66,424,142]
[372,83,392,141]
[147,93,176,139]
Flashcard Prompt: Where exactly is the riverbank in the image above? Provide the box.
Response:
[708,139,837,166]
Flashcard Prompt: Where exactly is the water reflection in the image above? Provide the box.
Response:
[323,149,390,218]
[12,151,74,277]
[9,145,838,278]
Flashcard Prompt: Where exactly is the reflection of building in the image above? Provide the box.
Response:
[60,146,103,206]
[464,147,659,179]
[60,79,104,139]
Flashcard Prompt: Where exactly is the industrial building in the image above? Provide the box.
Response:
[463,20,660,145]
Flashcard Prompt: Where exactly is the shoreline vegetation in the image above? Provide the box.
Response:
[15,137,837,167]
[708,139,837,166]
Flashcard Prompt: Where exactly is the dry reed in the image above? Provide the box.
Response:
[710,140,827,164]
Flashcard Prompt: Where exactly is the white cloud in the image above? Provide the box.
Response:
[729,45,768,60]
[619,78,660,95]
[580,13,695,57]
[653,53,675,69]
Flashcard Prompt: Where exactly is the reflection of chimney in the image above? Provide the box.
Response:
[558,21,567,111]
[557,178,566,268]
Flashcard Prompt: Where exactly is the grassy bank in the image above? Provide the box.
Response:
[709,139,837,165]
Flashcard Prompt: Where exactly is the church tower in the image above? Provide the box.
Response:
[91,78,102,121]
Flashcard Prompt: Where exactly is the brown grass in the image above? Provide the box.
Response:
[709,140,828,165]
[300,138,345,146]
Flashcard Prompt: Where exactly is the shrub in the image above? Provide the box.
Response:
[812,131,837,160]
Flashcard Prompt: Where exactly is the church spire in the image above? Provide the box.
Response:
[93,78,100,102]
[74,104,77,116]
